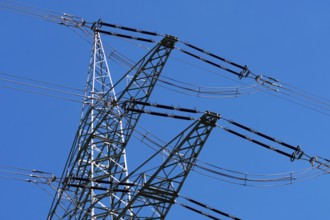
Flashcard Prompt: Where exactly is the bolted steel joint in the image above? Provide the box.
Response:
[160,35,178,48]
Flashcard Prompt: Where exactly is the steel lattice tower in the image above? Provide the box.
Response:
[48,28,177,219]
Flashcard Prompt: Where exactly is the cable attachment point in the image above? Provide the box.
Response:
[290,145,304,162]
[122,100,130,113]
[239,65,250,79]
[91,19,103,31]
[48,175,57,184]
[202,111,221,127]
[161,35,178,48]
[309,157,318,167]
[122,97,137,113]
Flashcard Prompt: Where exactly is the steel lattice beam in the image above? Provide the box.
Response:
[112,112,220,219]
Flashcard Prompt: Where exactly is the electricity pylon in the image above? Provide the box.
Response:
[48,27,177,219]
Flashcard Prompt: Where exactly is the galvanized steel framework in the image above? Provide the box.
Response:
[113,112,220,219]
[48,28,218,219]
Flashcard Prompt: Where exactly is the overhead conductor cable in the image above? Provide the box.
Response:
[182,196,241,220]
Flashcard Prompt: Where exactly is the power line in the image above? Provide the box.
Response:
[0,77,83,98]
[131,123,328,187]
[2,2,330,116]
[0,84,83,103]
[1,2,329,219]
[0,72,84,92]
[0,164,240,220]
[0,72,327,187]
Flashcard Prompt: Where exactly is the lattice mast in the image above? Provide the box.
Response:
[113,112,220,219]
[48,28,177,219]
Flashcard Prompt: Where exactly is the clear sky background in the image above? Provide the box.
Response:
[0,0,329,219]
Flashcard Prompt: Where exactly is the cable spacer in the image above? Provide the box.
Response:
[239,65,250,79]
[290,145,304,162]
[296,145,304,160]
[255,75,263,83]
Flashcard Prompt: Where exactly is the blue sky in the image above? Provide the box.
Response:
[0,1,329,219]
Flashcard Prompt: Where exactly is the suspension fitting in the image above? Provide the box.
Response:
[91,19,103,31]
[202,111,221,127]
[160,35,178,49]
